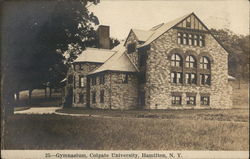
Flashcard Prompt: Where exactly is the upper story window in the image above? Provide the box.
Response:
[200,74,211,85]
[99,74,105,84]
[171,53,182,67]
[171,72,183,84]
[91,76,97,86]
[185,55,196,68]
[200,56,210,69]
[178,32,205,47]
[79,76,84,87]
[127,43,136,54]
[122,74,128,84]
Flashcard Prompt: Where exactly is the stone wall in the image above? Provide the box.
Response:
[145,28,232,109]
[72,62,102,107]
[125,31,140,68]
[89,72,138,110]
[89,73,111,109]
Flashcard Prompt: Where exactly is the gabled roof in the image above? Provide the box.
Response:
[74,48,115,63]
[139,13,193,47]
[88,46,138,75]
[132,29,154,42]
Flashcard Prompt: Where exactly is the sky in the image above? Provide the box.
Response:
[89,0,249,40]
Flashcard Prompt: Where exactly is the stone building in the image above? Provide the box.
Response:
[63,12,233,109]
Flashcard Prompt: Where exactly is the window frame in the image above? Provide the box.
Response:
[91,76,97,86]
[79,76,84,88]
[201,96,210,106]
[185,55,196,68]
[185,73,197,85]
[100,90,104,103]
[99,74,105,85]
[92,91,96,104]
[122,74,129,84]
[200,56,210,69]
[200,74,211,85]
[186,96,196,105]
[171,53,182,67]
[170,72,183,84]
[171,95,182,105]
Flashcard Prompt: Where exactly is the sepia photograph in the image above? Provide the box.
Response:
[1,0,249,158]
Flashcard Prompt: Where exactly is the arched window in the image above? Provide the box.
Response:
[200,56,210,69]
[185,55,196,68]
[171,54,182,67]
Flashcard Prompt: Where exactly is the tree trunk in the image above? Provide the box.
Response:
[45,87,47,98]
[28,89,32,102]
[16,92,20,101]
[49,87,52,99]
[1,74,15,149]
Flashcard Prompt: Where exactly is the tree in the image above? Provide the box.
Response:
[210,28,249,80]
[1,0,100,116]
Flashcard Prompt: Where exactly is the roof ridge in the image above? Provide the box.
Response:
[139,12,193,47]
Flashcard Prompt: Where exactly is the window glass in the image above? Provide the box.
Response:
[187,96,196,105]
[172,95,182,105]
[201,96,210,105]
[122,74,128,84]
[200,56,210,69]
[171,54,182,67]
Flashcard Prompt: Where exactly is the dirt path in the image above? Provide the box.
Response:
[14,107,62,115]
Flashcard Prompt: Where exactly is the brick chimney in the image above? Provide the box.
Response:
[97,25,110,49]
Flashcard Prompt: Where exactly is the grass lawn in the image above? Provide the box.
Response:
[3,112,249,150]
[57,108,249,122]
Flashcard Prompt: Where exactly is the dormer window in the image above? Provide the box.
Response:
[127,43,136,54]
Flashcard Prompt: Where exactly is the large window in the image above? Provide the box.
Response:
[171,72,183,84]
[185,73,196,84]
[79,76,84,87]
[127,43,136,54]
[201,96,210,106]
[200,74,211,85]
[185,55,196,68]
[99,74,105,85]
[171,95,182,105]
[171,54,182,67]
[100,90,104,103]
[200,56,210,69]
[178,32,205,47]
[169,50,212,86]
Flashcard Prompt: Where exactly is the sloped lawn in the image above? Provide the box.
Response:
[3,113,249,150]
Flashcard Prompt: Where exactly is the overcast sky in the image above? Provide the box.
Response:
[89,0,249,40]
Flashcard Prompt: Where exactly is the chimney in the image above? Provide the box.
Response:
[97,25,110,49]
